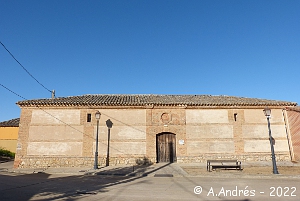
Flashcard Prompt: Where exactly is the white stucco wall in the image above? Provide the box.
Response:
[93,109,147,157]
[242,125,286,138]
[186,109,229,124]
[244,109,284,124]
[187,141,235,154]
[31,110,81,125]
[186,125,233,139]
[96,142,146,155]
[244,140,289,152]
[27,142,82,156]
[29,125,83,141]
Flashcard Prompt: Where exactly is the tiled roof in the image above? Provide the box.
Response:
[16,94,297,107]
[0,118,20,127]
[286,106,300,112]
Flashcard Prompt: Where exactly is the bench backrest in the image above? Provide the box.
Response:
[207,160,238,163]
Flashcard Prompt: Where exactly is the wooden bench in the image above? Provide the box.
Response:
[207,160,242,172]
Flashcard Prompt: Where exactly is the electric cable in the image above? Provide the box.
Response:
[0,83,142,158]
[0,41,52,93]
[0,83,87,138]
[0,83,26,100]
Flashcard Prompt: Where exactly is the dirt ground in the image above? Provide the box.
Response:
[181,165,300,176]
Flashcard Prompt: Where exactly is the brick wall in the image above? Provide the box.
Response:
[14,106,291,168]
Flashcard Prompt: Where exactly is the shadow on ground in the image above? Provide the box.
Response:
[95,162,170,176]
[0,162,171,201]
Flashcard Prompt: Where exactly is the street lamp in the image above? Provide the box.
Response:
[94,111,101,169]
[263,108,279,174]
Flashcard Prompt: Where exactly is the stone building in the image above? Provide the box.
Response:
[14,94,299,168]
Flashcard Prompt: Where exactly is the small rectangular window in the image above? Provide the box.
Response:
[87,113,91,122]
[234,113,237,122]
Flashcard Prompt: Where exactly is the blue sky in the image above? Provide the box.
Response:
[1,0,300,122]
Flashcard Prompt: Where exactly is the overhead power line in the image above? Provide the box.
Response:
[0,83,137,156]
[0,82,84,137]
[0,83,26,100]
[0,41,53,94]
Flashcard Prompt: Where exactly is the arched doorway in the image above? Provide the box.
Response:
[156,132,176,163]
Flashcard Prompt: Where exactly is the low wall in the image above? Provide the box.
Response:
[14,156,156,169]
[177,153,291,163]
[13,153,291,169]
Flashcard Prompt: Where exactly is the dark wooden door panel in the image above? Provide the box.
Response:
[156,133,176,163]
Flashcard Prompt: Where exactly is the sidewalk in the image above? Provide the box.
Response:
[4,162,184,176]
[2,161,300,178]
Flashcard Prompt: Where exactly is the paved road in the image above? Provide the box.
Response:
[0,170,299,200]
[1,161,300,200]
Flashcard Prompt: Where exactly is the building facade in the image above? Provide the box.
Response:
[0,118,19,153]
[14,95,298,168]
[285,107,300,162]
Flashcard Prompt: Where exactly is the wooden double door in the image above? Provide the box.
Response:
[156,133,176,163]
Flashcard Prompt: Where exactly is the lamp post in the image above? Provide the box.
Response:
[94,111,101,169]
[263,108,279,174]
